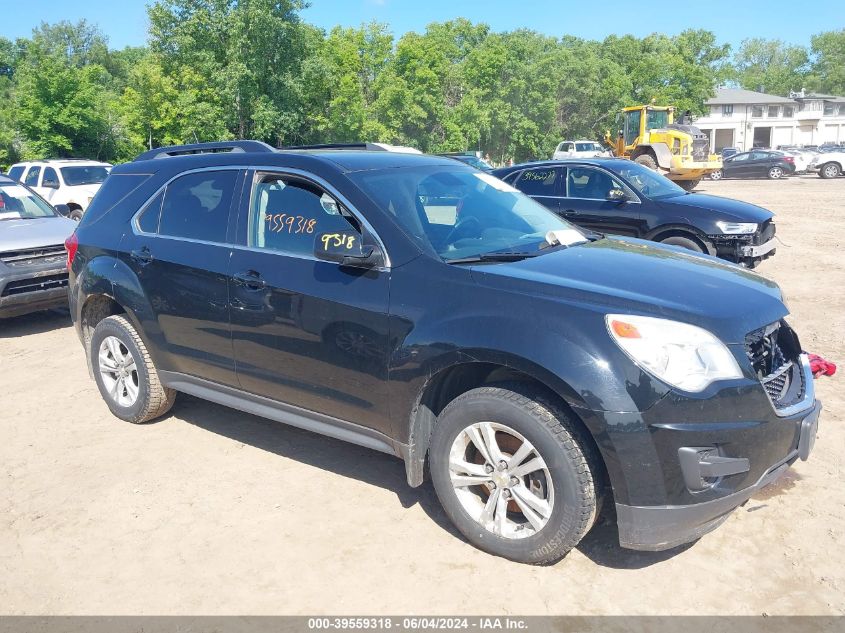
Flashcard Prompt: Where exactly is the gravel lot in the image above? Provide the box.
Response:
[1,176,843,616]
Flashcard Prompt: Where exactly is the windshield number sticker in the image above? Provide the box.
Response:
[265,214,316,234]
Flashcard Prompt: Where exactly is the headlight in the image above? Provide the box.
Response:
[716,221,757,235]
[606,315,743,392]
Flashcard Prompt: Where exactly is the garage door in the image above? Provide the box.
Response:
[823,124,842,143]
[714,129,734,151]
[772,126,793,148]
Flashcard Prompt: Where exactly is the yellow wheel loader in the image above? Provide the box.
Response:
[604,105,722,191]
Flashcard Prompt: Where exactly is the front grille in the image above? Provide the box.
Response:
[0,245,66,268]
[1,273,68,297]
[692,138,709,161]
[745,321,804,409]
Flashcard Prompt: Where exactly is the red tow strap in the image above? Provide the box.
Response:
[808,353,837,378]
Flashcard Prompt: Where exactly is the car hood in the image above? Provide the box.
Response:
[0,217,77,252]
[471,237,786,343]
[657,193,773,223]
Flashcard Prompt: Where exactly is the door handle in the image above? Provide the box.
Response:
[130,247,153,266]
[563,209,580,215]
[233,270,266,291]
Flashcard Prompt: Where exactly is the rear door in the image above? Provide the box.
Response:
[748,151,772,177]
[227,170,392,435]
[511,166,564,213]
[122,168,243,386]
[561,165,642,236]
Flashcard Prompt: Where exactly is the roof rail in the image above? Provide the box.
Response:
[133,141,276,162]
[280,143,390,152]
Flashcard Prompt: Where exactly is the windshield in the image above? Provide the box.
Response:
[646,110,669,130]
[60,165,110,186]
[0,184,57,220]
[350,166,584,261]
[605,161,686,199]
[575,142,601,152]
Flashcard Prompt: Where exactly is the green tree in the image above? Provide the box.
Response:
[732,38,810,95]
[809,29,845,94]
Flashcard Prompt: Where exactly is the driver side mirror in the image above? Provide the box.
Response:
[315,231,383,268]
[606,188,627,202]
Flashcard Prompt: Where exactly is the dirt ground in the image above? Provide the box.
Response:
[1,176,843,616]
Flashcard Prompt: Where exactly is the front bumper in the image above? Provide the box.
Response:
[574,353,821,551]
[739,237,777,258]
[0,265,69,318]
[616,400,820,551]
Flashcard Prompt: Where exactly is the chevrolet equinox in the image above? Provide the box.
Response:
[67,141,821,564]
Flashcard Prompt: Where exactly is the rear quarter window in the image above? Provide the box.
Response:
[80,174,152,226]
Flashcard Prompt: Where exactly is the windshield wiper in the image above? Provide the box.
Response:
[446,251,542,265]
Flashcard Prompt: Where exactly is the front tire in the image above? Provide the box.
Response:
[660,235,705,253]
[768,166,784,179]
[634,154,658,171]
[819,162,841,179]
[90,315,175,424]
[429,385,600,565]
[69,208,84,221]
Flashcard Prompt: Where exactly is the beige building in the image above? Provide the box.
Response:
[694,88,845,152]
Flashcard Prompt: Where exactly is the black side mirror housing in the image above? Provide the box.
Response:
[315,231,383,268]
[54,203,71,217]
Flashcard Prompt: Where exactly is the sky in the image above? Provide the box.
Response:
[0,0,837,50]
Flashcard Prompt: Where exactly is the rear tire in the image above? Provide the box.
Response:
[709,169,723,180]
[660,235,705,253]
[819,162,841,179]
[69,208,84,221]
[90,315,175,424]
[634,154,658,171]
[429,385,600,565]
[768,166,784,179]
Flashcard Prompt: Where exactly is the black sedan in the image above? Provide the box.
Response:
[492,158,777,267]
[710,150,796,180]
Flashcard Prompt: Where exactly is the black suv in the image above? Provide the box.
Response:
[68,141,821,564]
[493,159,777,267]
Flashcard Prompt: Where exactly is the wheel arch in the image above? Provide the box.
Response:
[402,358,608,493]
[645,224,716,256]
[631,144,672,170]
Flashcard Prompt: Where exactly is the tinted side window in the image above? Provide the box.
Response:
[159,170,238,242]
[8,166,24,181]
[82,174,150,226]
[43,167,60,186]
[24,166,41,186]
[567,167,625,199]
[249,174,360,257]
[731,153,749,162]
[514,168,560,197]
[137,191,164,233]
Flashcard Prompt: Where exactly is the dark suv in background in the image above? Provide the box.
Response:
[68,142,820,564]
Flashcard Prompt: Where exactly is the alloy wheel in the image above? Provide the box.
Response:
[769,167,783,179]
[98,336,140,407]
[448,421,554,539]
[823,164,839,178]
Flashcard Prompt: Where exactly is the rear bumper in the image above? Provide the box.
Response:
[615,399,820,551]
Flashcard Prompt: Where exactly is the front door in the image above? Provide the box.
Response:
[228,171,392,435]
[39,167,61,203]
[561,165,642,236]
[121,168,242,386]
